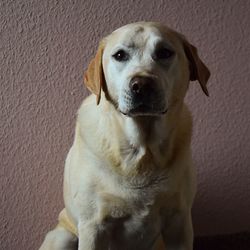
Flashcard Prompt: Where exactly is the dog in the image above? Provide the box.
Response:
[39,22,210,250]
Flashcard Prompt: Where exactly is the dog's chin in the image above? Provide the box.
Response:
[119,105,168,117]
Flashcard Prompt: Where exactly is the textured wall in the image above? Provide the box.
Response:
[0,0,250,249]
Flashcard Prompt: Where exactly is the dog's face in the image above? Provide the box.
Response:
[84,22,210,116]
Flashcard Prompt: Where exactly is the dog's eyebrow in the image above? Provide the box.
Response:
[122,41,136,49]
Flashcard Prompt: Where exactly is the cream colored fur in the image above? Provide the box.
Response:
[39,22,210,250]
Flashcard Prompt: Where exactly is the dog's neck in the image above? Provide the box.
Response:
[98,96,184,174]
[100,95,182,149]
[123,115,167,147]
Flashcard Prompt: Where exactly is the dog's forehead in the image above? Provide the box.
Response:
[115,25,158,46]
[105,23,181,51]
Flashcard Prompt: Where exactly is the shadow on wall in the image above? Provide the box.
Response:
[192,155,250,236]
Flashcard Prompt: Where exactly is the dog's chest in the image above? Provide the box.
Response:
[92,169,169,250]
[96,190,163,250]
[75,129,170,249]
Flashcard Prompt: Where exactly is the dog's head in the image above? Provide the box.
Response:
[84,22,210,116]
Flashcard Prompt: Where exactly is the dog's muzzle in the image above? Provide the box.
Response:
[123,76,167,116]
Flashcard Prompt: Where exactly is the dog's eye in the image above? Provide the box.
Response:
[112,50,129,62]
[154,48,174,60]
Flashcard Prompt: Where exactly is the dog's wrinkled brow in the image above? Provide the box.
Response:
[122,41,136,49]
[121,36,150,50]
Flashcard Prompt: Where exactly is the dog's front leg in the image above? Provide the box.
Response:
[78,220,110,250]
[78,220,99,250]
[161,210,193,250]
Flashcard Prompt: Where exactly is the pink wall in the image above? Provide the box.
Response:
[1,0,250,249]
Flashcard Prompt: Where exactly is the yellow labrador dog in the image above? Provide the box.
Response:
[39,22,210,250]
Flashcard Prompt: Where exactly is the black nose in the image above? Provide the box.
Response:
[129,76,155,95]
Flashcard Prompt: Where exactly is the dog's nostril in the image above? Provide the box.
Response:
[132,82,140,93]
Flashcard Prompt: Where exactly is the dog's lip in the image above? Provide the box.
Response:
[120,105,168,116]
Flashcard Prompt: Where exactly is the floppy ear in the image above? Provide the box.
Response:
[183,40,210,96]
[84,42,106,105]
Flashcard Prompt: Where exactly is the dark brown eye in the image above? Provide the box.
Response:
[112,50,129,62]
[154,47,174,60]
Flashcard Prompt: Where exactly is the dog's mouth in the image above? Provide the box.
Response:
[118,89,167,117]
[120,104,168,117]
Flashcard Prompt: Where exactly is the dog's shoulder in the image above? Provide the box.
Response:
[77,94,97,118]
[76,94,106,132]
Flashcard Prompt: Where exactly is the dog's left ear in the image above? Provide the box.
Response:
[183,40,210,96]
[84,41,106,105]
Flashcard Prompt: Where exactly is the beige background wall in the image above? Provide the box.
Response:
[1,0,250,249]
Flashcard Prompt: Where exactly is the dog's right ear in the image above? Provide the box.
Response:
[84,41,106,105]
[181,38,210,96]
